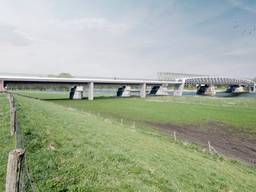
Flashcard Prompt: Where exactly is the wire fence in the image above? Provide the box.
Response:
[5,93,36,192]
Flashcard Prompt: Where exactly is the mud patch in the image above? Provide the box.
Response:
[146,121,256,165]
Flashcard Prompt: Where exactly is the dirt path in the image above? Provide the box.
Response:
[147,121,256,165]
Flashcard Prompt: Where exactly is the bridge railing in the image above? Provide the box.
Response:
[0,73,175,82]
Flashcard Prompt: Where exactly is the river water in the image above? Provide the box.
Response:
[182,91,256,98]
[93,89,256,98]
[44,89,256,99]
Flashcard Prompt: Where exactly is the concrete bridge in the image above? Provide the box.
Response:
[0,75,184,100]
[1,73,255,99]
[158,72,256,96]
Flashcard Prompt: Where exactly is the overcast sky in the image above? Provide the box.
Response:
[0,0,255,78]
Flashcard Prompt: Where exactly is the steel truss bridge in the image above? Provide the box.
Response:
[157,72,255,86]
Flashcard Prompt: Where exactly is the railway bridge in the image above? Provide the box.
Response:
[158,72,255,96]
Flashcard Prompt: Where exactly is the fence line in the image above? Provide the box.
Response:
[5,93,35,192]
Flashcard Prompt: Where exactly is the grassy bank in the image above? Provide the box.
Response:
[10,95,256,191]
[0,94,15,191]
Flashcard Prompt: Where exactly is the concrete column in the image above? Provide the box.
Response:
[69,86,75,99]
[249,83,256,93]
[174,79,185,96]
[157,84,169,96]
[0,80,5,91]
[73,86,84,99]
[205,85,216,96]
[88,82,94,100]
[140,83,146,98]
[173,83,184,96]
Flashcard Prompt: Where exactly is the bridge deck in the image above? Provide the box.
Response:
[0,76,180,85]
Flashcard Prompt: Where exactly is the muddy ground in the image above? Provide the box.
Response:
[147,121,256,165]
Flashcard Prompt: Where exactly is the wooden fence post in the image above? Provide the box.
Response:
[5,149,25,192]
[10,107,16,136]
[7,94,14,109]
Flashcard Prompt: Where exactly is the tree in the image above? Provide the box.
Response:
[48,74,58,78]
[58,73,73,78]
[48,73,73,78]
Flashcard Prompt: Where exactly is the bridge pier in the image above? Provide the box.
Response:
[149,85,159,95]
[69,86,75,99]
[0,80,5,91]
[69,82,94,100]
[249,83,255,93]
[88,82,94,100]
[173,80,185,96]
[140,83,146,98]
[226,85,238,93]
[149,84,169,96]
[233,86,247,93]
[227,85,249,94]
[69,86,84,99]
[74,86,84,99]
[197,84,216,96]
[117,86,131,97]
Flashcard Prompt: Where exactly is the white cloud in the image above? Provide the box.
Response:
[47,16,133,36]
[226,0,256,13]
[0,0,255,78]
[70,17,132,34]
[0,23,32,47]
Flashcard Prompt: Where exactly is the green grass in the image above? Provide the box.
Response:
[51,96,256,136]
[0,94,15,191]
[9,95,256,191]
[14,91,256,132]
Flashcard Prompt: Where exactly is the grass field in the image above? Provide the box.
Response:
[50,96,256,136]
[0,92,255,191]
[14,91,256,132]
